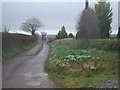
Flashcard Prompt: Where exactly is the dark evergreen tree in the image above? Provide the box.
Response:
[68,33,74,38]
[60,26,68,38]
[56,26,68,39]
[117,27,120,39]
[95,1,113,38]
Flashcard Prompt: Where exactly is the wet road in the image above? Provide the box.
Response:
[2,42,54,88]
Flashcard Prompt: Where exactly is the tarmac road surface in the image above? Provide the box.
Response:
[2,42,54,88]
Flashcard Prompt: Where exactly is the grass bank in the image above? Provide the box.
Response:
[2,33,36,62]
[0,33,1,63]
[46,39,119,88]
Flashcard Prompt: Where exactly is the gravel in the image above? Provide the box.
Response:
[97,80,119,88]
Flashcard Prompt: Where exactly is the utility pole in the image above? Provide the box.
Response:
[85,0,89,9]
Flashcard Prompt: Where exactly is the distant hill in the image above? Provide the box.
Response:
[39,34,56,39]
[46,34,56,39]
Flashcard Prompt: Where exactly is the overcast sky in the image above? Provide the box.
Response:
[1,0,119,35]
[118,1,120,27]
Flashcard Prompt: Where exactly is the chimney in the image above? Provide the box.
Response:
[85,0,89,9]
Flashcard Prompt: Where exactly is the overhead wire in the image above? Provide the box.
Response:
[62,0,83,36]
[63,0,72,26]
[74,0,82,36]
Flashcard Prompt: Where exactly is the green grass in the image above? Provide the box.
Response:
[46,39,118,88]
[3,43,35,63]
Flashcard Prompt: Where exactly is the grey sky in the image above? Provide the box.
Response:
[2,1,118,35]
[118,1,120,27]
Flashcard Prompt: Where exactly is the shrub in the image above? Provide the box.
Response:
[89,39,118,51]
[102,43,109,50]
[117,27,120,39]
[2,33,36,60]
[56,26,68,39]
[48,38,55,43]
[68,33,74,38]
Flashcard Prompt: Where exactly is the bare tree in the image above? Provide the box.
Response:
[76,0,99,39]
[20,17,43,35]
[34,32,40,43]
[76,8,100,39]
[2,25,10,33]
[41,32,47,40]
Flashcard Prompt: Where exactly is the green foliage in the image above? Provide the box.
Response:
[68,33,74,38]
[61,26,68,38]
[64,49,100,62]
[56,26,68,39]
[95,1,113,38]
[117,27,120,39]
[61,39,119,51]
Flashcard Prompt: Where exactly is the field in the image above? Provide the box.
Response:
[2,33,36,62]
[46,39,119,88]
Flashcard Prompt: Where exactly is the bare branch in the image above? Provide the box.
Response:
[20,17,43,35]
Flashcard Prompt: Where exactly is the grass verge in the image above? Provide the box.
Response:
[46,39,118,88]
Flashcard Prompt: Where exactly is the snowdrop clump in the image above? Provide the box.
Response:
[64,49,100,62]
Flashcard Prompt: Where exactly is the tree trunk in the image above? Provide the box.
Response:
[31,30,35,35]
